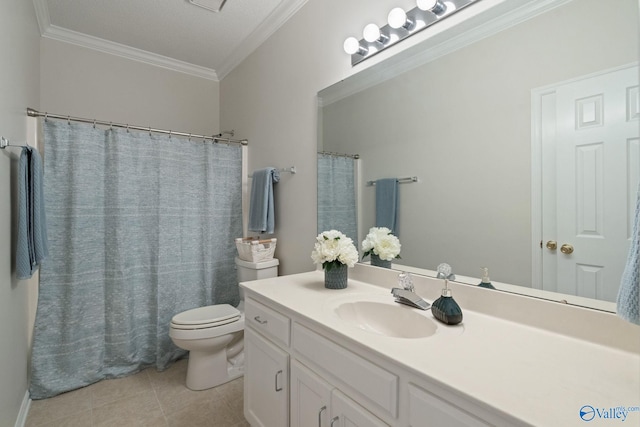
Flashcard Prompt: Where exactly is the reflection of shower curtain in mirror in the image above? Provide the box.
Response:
[30,120,243,399]
[317,154,357,247]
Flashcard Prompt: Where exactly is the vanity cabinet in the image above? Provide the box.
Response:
[244,293,511,427]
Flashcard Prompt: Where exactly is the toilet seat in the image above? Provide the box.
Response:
[171,304,241,330]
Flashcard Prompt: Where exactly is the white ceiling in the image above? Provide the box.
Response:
[33,0,309,81]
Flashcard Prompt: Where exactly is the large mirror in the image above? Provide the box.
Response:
[318,0,639,310]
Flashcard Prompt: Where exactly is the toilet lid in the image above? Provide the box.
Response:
[171,304,240,326]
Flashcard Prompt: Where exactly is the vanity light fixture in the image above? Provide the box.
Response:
[344,0,478,66]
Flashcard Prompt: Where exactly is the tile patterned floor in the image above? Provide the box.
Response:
[25,359,250,427]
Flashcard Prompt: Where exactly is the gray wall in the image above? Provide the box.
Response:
[0,0,40,425]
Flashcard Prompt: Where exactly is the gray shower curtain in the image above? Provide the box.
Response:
[317,153,357,246]
[30,120,243,399]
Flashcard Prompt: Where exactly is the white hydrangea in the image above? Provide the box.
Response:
[311,230,359,269]
[362,227,401,261]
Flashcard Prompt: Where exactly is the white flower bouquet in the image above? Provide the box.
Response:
[362,227,401,261]
[311,230,359,271]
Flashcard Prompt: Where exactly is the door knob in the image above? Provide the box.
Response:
[546,241,557,250]
[560,244,574,254]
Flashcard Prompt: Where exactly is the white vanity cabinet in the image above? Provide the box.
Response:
[243,291,518,427]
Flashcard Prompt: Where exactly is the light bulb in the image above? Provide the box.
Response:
[416,0,446,14]
[343,37,364,55]
[388,8,407,29]
[363,23,381,43]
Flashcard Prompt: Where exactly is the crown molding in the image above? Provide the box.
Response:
[32,0,218,81]
[216,0,309,80]
[40,25,219,81]
[32,0,50,35]
[32,0,308,82]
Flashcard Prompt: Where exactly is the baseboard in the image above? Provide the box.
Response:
[14,391,31,427]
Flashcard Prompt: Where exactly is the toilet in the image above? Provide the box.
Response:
[169,257,279,390]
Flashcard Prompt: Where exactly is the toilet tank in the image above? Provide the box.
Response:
[235,257,279,282]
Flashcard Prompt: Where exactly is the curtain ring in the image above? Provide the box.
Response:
[67,115,71,125]
[44,112,48,122]
[169,130,172,139]
[126,124,129,133]
[109,122,113,130]
[149,126,152,136]
[93,119,96,129]
[188,133,192,141]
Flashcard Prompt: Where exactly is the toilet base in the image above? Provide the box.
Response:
[185,349,244,391]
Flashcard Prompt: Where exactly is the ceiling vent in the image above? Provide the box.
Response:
[188,0,228,12]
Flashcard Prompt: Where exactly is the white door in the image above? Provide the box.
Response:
[244,328,289,427]
[540,65,639,301]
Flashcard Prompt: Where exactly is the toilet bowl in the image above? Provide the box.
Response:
[170,304,245,390]
[169,257,278,390]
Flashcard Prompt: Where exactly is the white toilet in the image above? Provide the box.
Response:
[169,257,279,390]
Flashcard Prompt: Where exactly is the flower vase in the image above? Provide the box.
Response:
[371,254,391,269]
[324,264,348,289]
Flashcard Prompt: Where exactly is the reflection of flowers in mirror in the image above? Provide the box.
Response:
[311,230,359,270]
[362,227,401,261]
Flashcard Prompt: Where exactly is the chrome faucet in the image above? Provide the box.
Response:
[391,287,430,310]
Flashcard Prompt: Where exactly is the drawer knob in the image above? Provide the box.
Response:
[254,316,268,325]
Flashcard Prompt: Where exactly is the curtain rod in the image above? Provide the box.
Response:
[26,108,248,146]
[318,151,360,159]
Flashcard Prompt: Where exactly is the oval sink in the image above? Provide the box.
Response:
[335,301,437,338]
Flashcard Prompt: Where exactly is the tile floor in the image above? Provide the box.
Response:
[25,359,250,427]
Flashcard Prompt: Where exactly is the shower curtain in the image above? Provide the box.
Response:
[29,120,243,399]
[317,153,357,246]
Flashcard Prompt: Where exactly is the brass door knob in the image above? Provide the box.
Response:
[546,241,557,250]
[560,244,574,254]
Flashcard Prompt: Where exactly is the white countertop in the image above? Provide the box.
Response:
[241,269,640,426]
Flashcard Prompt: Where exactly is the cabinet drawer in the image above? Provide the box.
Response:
[245,297,291,347]
[293,323,398,419]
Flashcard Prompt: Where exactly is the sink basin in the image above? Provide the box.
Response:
[335,301,437,338]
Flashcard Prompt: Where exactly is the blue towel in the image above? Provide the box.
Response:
[16,146,48,279]
[375,178,399,236]
[248,167,280,234]
[617,183,640,325]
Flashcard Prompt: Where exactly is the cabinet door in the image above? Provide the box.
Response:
[244,328,289,427]
[330,390,389,427]
[291,360,333,427]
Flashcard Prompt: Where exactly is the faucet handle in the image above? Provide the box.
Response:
[398,271,414,292]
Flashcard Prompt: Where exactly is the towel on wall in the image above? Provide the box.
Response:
[617,183,640,325]
[16,146,48,279]
[248,167,280,234]
[375,178,399,236]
